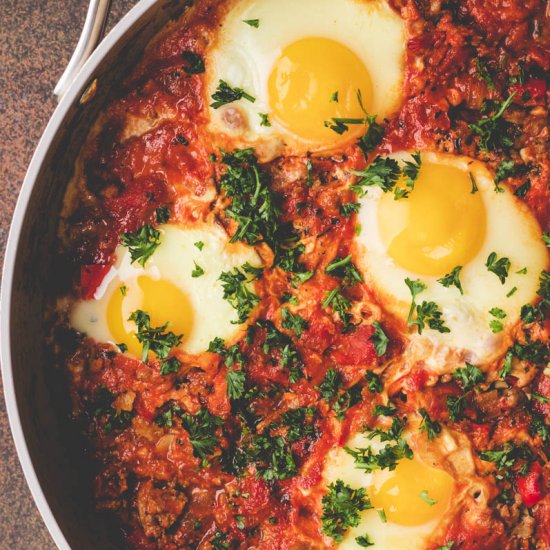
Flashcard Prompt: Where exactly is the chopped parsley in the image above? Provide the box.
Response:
[452,363,485,391]
[399,151,422,198]
[281,307,309,337]
[181,51,205,75]
[128,309,183,363]
[191,261,205,278]
[194,240,205,250]
[120,224,161,267]
[219,264,261,324]
[321,480,372,543]
[486,252,511,284]
[159,356,182,375]
[155,206,170,223]
[181,408,224,460]
[474,57,495,90]
[468,93,517,152]
[259,112,271,126]
[405,279,449,334]
[325,255,363,286]
[437,543,455,550]
[316,369,361,421]
[373,403,397,417]
[514,179,531,198]
[330,91,339,103]
[226,369,246,400]
[357,115,385,156]
[339,202,361,218]
[323,287,352,329]
[469,172,479,194]
[446,394,466,422]
[92,387,134,433]
[365,371,383,393]
[219,149,280,247]
[370,321,389,356]
[345,438,413,472]
[437,266,463,294]
[478,442,533,479]
[211,80,256,109]
[351,156,401,196]
[494,159,517,184]
[243,18,260,27]
[489,307,507,333]
[419,490,437,506]
[418,408,442,440]
[356,534,375,547]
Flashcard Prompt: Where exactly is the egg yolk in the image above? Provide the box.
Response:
[378,162,487,276]
[370,457,454,526]
[268,37,372,143]
[107,276,193,358]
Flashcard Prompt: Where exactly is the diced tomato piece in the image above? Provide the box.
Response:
[330,325,376,366]
[517,461,544,507]
[510,78,547,101]
[80,264,111,299]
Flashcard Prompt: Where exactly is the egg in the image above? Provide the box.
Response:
[354,151,549,366]
[323,431,456,549]
[71,223,262,357]
[206,0,405,158]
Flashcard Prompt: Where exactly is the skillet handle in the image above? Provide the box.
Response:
[53,0,112,102]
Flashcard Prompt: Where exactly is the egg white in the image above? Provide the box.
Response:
[354,152,549,367]
[206,0,405,158]
[323,432,453,549]
[71,223,262,356]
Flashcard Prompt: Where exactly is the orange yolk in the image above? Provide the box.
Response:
[370,457,455,526]
[268,37,372,144]
[378,162,487,276]
[107,276,192,358]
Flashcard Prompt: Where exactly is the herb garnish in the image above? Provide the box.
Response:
[418,408,442,440]
[321,480,372,542]
[437,266,463,294]
[486,252,511,284]
[211,80,256,109]
[219,264,261,324]
[243,18,260,27]
[181,51,205,75]
[128,309,183,363]
[120,224,161,267]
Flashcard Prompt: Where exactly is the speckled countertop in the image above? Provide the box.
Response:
[0,2,137,548]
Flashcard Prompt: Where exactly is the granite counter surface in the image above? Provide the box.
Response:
[0,2,138,548]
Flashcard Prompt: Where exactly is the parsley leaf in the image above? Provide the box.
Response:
[412,300,450,335]
[323,287,352,329]
[194,240,205,251]
[345,439,413,472]
[400,151,422,196]
[339,202,361,218]
[419,490,437,505]
[226,369,246,400]
[192,261,205,278]
[489,307,507,333]
[370,321,389,356]
[120,224,161,267]
[181,408,224,460]
[469,172,479,194]
[486,252,511,284]
[259,112,271,126]
[356,534,375,547]
[325,255,364,286]
[129,310,183,363]
[494,159,517,184]
[405,277,427,327]
[357,115,385,156]
[243,18,259,27]
[155,206,170,223]
[351,156,401,196]
[281,307,309,337]
[211,80,256,109]
[478,442,533,479]
[446,394,466,422]
[452,363,485,391]
[468,93,517,152]
[321,480,372,543]
[181,51,205,75]
[418,408,442,440]
[219,265,261,324]
[219,148,280,248]
[437,266,463,294]
[159,356,181,375]
[365,371,383,393]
